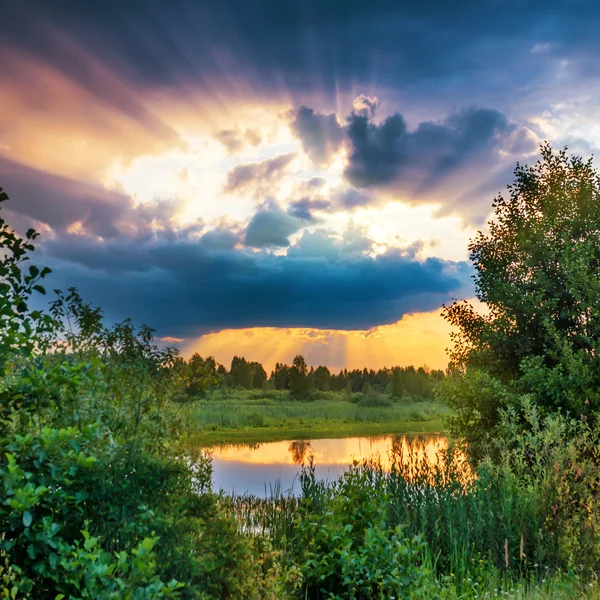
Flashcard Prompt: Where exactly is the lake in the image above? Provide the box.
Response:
[208,434,450,497]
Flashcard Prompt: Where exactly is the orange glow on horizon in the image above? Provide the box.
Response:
[181,304,473,372]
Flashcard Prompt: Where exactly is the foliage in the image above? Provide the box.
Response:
[288,355,313,398]
[0,187,270,599]
[313,366,330,391]
[230,356,254,389]
[174,353,219,401]
[285,463,434,599]
[188,389,448,445]
[440,144,600,451]
[230,424,600,598]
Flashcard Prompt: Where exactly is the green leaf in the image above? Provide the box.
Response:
[23,510,32,527]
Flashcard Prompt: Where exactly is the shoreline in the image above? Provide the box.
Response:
[187,418,445,447]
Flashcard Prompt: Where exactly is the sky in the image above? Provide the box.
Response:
[2,0,600,372]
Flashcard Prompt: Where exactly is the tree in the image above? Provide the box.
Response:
[271,362,289,390]
[250,361,267,388]
[439,144,600,453]
[180,353,218,399]
[230,356,253,389]
[314,365,331,391]
[289,355,312,398]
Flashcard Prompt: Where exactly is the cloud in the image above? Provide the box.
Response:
[0,43,182,181]
[284,99,539,221]
[215,127,263,153]
[39,224,472,337]
[285,186,371,221]
[330,187,372,210]
[344,106,540,221]
[352,95,379,118]
[345,106,517,189]
[289,106,344,164]
[244,201,306,248]
[223,153,296,193]
[287,198,330,221]
[0,160,472,338]
[0,156,194,240]
[5,0,584,106]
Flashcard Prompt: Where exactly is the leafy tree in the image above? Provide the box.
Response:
[271,362,290,390]
[289,355,312,398]
[439,144,600,454]
[230,355,253,389]
[176,353,218,399]
[250,361,267,389]
[313,365,330,391]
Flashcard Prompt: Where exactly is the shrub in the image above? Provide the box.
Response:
[246,411,267,427]
[285,464,435,599]
[357,394,393,408]
[348,392,365,404]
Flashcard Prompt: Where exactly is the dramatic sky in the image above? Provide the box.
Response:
[2,0,599,371]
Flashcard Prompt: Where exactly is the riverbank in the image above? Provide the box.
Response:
[186,389,449,446]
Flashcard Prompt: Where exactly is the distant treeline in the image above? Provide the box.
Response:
[182,353,444,400]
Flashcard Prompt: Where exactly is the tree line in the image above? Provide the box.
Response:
[178,352,444,400]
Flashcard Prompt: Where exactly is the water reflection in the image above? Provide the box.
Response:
[288,440,312,465]
[209,435,450,497]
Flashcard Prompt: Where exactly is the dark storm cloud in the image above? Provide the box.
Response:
[5,0,600,111]
[223,153,296,193]
[290,107,344,165]
[39,226,472,336]
[285,101,538,221]
[1,157,472,336]
[344,107,514,189]
[244,202,306,248]
[0,157,193,240]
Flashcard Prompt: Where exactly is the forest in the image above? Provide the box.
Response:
[3,144,600,598]
[209,354,444,398]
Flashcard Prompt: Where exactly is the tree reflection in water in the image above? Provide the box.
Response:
[289,440,312,465]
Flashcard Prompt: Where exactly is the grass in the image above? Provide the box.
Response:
[222,443,599,599]
[192,419,445,445]
[186,388,450,446]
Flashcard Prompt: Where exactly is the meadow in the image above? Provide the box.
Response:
[188,388,449,445]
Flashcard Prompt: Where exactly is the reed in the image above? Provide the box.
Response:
[221,432,599,597]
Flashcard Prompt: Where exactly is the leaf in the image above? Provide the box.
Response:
[23,510,32,527]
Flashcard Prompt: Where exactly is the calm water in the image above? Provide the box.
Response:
[209,434,449,497]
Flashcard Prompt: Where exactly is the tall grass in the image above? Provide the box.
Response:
[190,389,449,431]
[223,422,600,598]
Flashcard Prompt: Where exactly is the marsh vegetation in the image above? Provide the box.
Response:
[188,389,449,445]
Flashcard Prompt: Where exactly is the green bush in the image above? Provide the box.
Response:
[285,464,435,599]
[245,411,267,427]
[0,187,276,599]
[348,392,365,404]
[357,394,393,408]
